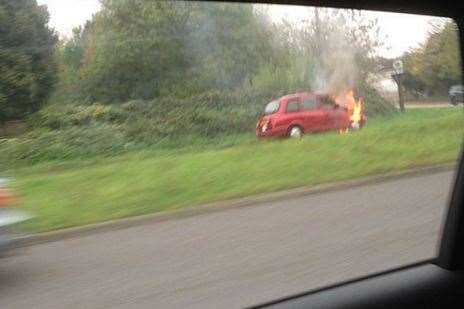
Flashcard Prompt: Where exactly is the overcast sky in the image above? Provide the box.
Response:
[38,0,449,58]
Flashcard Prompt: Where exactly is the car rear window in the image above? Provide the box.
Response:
[264,101,280,115]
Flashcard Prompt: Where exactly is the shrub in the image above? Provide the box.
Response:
[0,124,128,164]
[358,81,397,116]
[3,85,394,165]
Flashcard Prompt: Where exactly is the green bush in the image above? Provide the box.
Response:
[358,81,397,116]
[0,124,128,164]
[2,85,394,165]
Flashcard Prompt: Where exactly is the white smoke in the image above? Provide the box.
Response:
[310,10,359,97]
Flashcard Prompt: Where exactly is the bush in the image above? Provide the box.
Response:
[3,85,394,165]
[0,124,128,164]
[358,81,397,116]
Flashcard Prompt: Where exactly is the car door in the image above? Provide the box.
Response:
[301,96,329,132]
[319,98,350,130]
[274,98,304,134]
[320,100,337,130]
[332,105,351,130]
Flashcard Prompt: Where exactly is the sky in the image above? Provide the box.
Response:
[37,0,101,37]
[37,0,448,58]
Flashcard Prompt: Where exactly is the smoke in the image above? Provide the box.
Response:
[311,11,359,97]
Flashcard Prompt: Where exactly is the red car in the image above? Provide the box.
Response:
[256,92,365,138]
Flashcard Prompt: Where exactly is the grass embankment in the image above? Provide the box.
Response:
[10,109,463,232]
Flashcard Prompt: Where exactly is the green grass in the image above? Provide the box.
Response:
[405,93,449,103]
[9,109,464,233]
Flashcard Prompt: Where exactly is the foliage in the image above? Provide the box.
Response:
[9,109,463,232]
[1,83,393,165]
[0,2,397,167]
[0,0,57,123]
[54,2,391,106]
[358,80,397,115]
[56,1,276,103]
[402,21,462,96]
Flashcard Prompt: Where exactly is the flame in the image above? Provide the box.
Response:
[333,90,363,130]
[350,100,363,129]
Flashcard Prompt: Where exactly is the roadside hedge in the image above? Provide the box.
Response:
[1,86,395,164]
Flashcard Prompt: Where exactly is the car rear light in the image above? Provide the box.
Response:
[261,119,273,132]
[267,119,273,130]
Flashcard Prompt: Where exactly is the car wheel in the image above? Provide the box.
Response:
[288,126,303,138]
[450,96,457,105]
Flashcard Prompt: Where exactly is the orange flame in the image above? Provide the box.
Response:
[333,90,363,130]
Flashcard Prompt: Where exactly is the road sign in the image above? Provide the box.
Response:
[393,60,404,74]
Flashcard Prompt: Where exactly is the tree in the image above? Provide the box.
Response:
[77,1,194,102]
[251,8,385,97]
[54,1,389,112]
[185,2,270,91]
[402,21,461,96]
[0,0,57,123]
[57,1,276,103]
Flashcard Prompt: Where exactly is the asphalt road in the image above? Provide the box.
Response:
[0,171,455,309]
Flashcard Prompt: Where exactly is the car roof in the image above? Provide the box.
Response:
[279,91,322,102]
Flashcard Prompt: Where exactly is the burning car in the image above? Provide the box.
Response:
[256,91,366,138]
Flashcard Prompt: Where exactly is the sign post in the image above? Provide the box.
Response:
[392,60,405,112]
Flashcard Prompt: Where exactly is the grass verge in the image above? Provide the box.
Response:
[9,109,464,232]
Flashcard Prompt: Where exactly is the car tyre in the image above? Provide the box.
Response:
[288,126,303,139]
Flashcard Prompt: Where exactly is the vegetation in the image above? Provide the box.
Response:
[402,21,462,98]
[1,2,462,233]
[8,109,462,233]
[0,2,396,168]
[0,0,57,123]
[52,3,393,106]
[0,86,395,166]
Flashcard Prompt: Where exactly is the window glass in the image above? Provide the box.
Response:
[286,100,300,112]
[302,98,317,110]
[264,100,280,115]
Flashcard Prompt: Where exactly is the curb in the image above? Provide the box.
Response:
[14,163,457,248]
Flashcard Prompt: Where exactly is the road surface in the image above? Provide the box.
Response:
[0,171,455,309]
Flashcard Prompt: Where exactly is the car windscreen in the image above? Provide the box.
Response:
[264,101,280,115]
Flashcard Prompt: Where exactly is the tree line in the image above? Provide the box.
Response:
[402,21,461,98]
